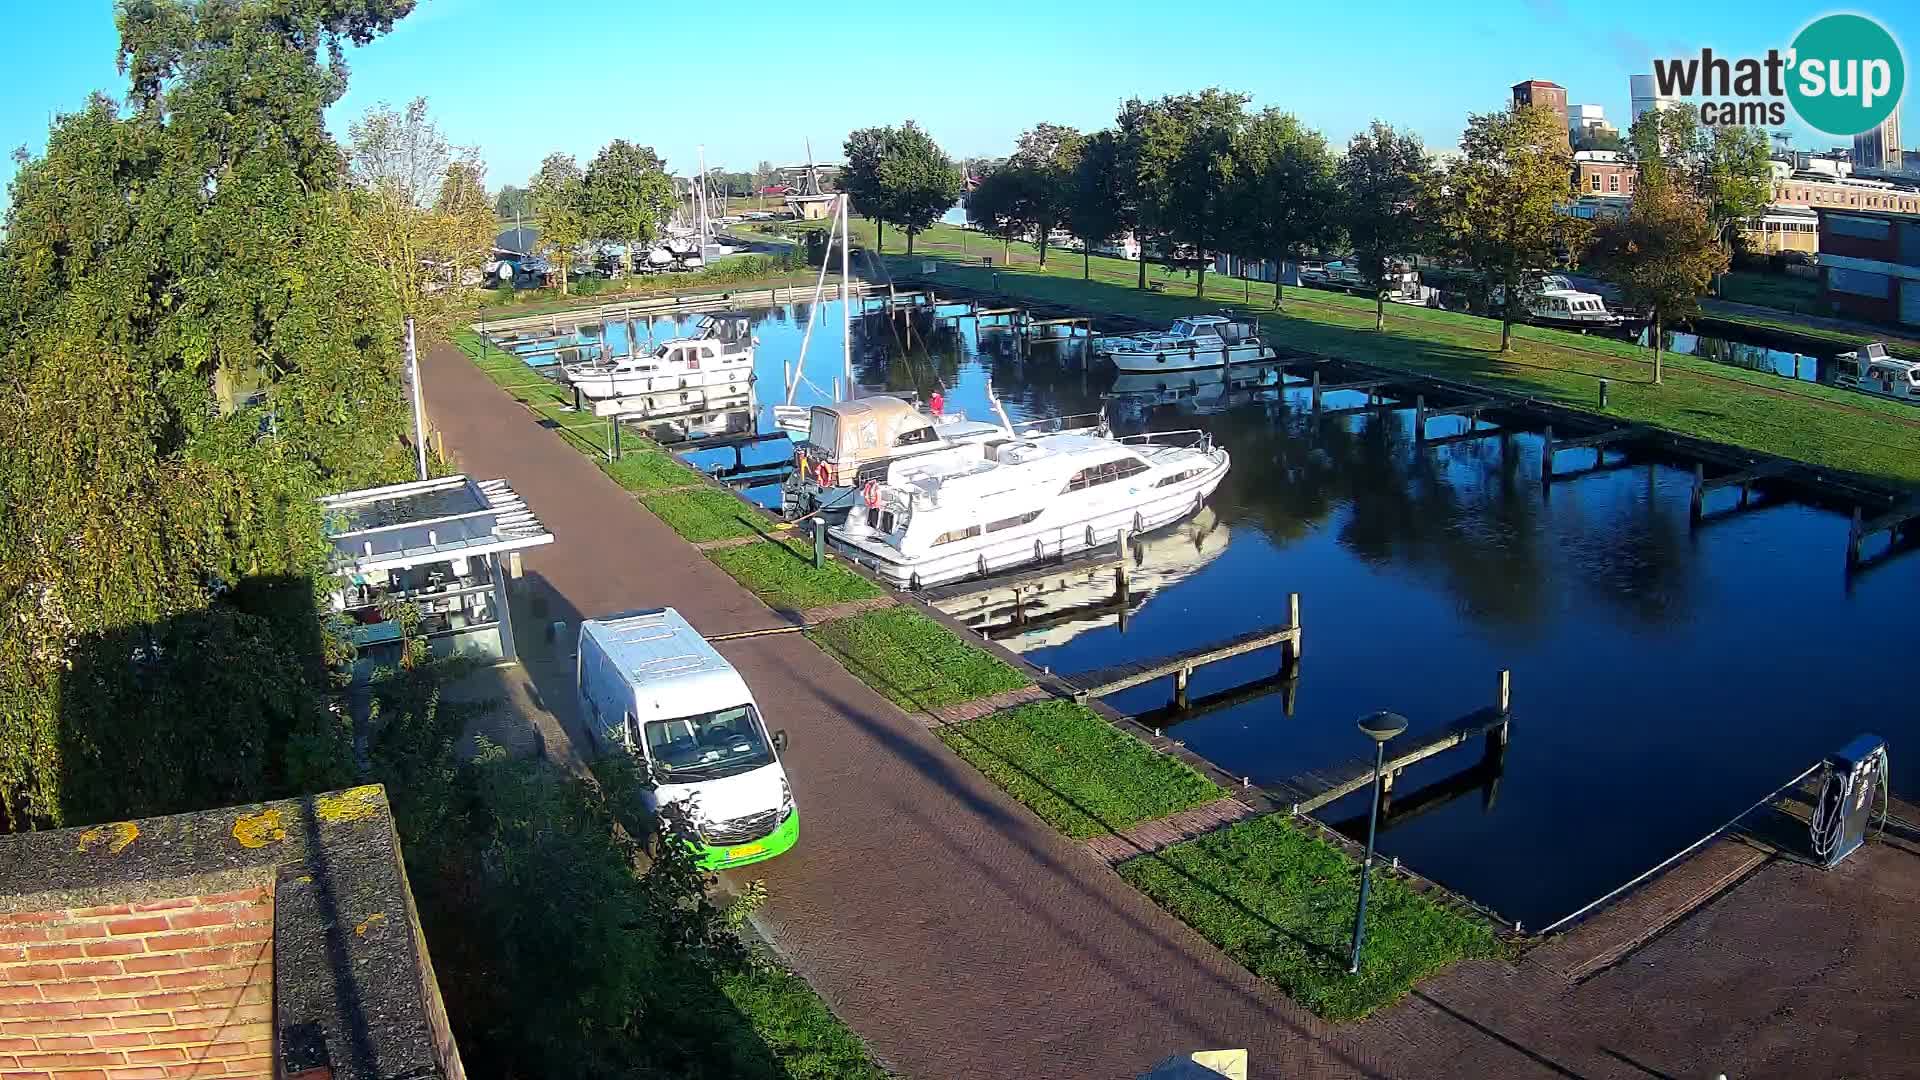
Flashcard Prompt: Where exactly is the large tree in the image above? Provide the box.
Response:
[1067,130,1131,281]
[1133,89,1249,296]
[1336,121,1431,330]
[1431,105,1577,351]
[1007,123,1084,267]
[438,160,498,295]
[1585,174,1728,384]
[584,140,675,277]
[1,0,418,829]
[965,165,1030,260]
[1230,108,1339,308]
[842,122,961,254]
[346,96,481,339]
[494,183,529,221]
[1627,105,1770,292]
[528,152,588,294]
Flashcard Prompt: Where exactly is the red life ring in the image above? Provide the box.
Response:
[862,481,881,508]
[816,460,832,486]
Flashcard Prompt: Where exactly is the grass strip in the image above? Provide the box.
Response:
[708,539,881,612]
[604,451,705,492]
[806,607,1029,711]
[640,488,767,544]
[937,700,1220,839]
[1118,815,1502,1021]
[718,954,891,1080]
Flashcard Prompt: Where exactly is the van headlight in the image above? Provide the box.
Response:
[779,779,794,818]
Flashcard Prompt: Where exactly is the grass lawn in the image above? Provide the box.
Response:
[1118,815,1503,1021]
[604,451,704,492]
[719,955,890,1080]
[1718,270,1822,315]
[877,222,1920,487]
[708,539,882,612]
[640,488,769,544]
[806,607,1029,711]
[937,700,1220,839]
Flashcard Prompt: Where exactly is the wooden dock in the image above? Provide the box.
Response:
[1542,425,1646,480]
[1413,394,1495,441]
[1271,671,1512,816]
[1690,460,1791,523]
[1847,497,1920,569]
[1060,597,1300,703]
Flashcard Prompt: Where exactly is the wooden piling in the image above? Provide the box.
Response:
[1690,463,1706,524]
[1414,395,1428,441]
[1541,426,1555,483]
[1848,505,1864,569]
[1283,592,1302,666]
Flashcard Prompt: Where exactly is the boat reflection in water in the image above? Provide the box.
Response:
[933,506,1230,648]
[1105,362,1289,421]
[624,385,757,445]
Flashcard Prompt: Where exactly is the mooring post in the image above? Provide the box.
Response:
[1174,666,1191,711]
[813,518,826,569]
[1414,395,1427,441]
[1283,591,1302,668]
[573,384,582,413]
[1495,668,1512,747]
[1311,369,1322,414]
[1847,506,1864,569]
[607,418,619,463]
[1690,463,1706,524]
[1541,426,1555,484]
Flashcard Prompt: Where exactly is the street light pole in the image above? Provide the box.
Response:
[1349,710,1408,975]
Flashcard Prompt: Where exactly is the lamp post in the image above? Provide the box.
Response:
[1348,710,1408,975]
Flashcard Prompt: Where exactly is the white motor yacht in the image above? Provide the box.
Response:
[1835,342,1920,403]
[563,314,755,403]
[780,395,1106,519]
[1095,315,1274,372]
[828,429,1230,590]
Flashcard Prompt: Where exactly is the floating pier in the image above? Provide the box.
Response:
[1689,460,1791,525]
[1060,595,1301,706]
[1413,394,1495,441]
[1272,670,1512,816]
[1847,497,1920,570]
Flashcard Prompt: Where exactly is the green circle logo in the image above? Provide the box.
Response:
[1788,14,1905,137]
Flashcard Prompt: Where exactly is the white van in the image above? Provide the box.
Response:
[577,608,798,869]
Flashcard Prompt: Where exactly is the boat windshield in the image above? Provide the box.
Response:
[644,704,774,781]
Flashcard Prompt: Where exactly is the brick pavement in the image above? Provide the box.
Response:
[422,340,1920,1080]
[923,683,1054,727]
[1084,797,1264,866]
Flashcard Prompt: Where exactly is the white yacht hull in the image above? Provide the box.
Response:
[830,455,1230,590]
[1104,342,1274,372]
[569,364,751,402]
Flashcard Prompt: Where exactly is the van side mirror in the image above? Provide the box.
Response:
[772,729,789,753]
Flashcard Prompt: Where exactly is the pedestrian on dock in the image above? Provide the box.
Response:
[929,388,944,417]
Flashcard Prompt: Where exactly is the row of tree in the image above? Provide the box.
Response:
[522,141,679,294]
[904,92,1770,379]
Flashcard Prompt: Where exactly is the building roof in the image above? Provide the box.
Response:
[1514,79,1565,89]
[321,474,554,573]
[1814,205,1920,224]
[0,786,458,1080]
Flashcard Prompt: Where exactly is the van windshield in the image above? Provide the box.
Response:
[644,704,773,781]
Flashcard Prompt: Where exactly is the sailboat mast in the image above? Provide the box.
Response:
[840,193,852,392]
[696,145,708,250]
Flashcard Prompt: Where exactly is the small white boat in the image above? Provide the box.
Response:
[827,429,1229,590]
[1095,315,1274,372]
[563,314,755,402]
[1835,342,1920,403]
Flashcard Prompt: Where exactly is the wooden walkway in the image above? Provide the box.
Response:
[1082,797,1264,866]
[1061,608,1300,703]
[1272,706,1511,816]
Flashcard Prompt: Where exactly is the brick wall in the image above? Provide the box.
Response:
[0,887,274,1080]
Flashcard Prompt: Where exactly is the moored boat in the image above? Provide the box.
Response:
[562,314,755,402]
[827,429,1229,590]
[1094,315,1273,372]
[1835,342,1920,404]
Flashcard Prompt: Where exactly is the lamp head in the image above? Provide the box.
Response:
[1357,710,1409,744]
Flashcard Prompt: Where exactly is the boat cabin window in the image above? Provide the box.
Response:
[933,524,982,546]
[986,509,1044,532]
[895,425,938,447]
[1063,457,1149,493]
[866,508,898,532]
[1155,468,1204,487]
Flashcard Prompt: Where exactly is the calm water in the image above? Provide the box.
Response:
[1636,326,1834,384]
[495,300,1917,928]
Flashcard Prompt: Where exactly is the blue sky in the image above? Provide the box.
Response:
[3,0,1915,197]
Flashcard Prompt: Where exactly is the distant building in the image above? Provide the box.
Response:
[1629,74,1675,128]
[1568,104,1619,147]
[1512,80,1570,147]
[0,787,463,1080]
[1814,206,1920,325]
[1573,150,1637,197]
[1853,107,1903,172]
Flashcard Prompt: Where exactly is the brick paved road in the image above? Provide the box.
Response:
[422,341,1920,1080]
